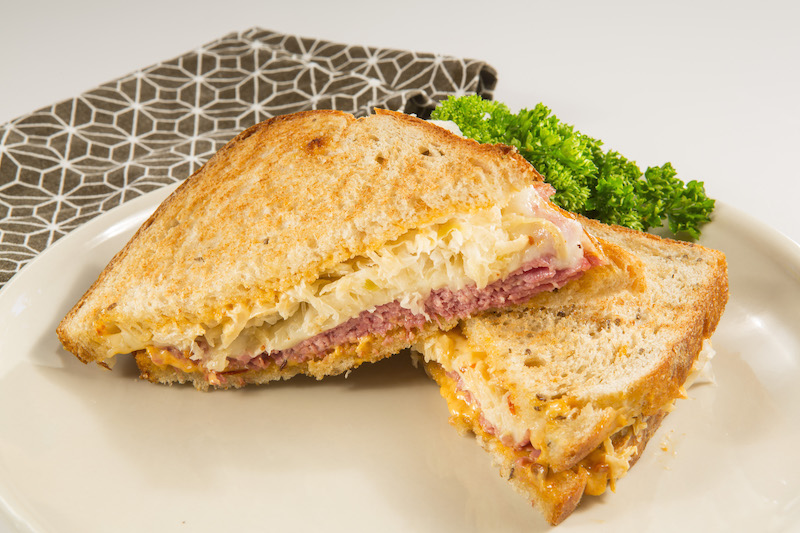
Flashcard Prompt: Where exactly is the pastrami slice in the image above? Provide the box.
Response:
[181,251,600,383]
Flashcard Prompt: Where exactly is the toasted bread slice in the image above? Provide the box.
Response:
[416,218,728,524]
[57,109,603,389]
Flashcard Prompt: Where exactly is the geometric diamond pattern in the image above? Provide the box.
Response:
[0,28,497,288]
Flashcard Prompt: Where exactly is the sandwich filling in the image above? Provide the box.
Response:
[424,360,645,500]
[106,182,602,382]
[418,330,715,482]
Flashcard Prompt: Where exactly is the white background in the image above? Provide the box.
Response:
[1,0,798,245]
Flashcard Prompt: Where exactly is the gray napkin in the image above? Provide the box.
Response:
[0,27,497,288]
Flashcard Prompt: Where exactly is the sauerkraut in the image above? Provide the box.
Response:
[109,183,591,372]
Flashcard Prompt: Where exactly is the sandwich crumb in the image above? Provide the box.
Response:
[660,430,672,452]
[659,430,678,463]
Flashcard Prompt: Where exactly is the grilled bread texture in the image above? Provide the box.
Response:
[57,109,597,389]
[418,218,728,525]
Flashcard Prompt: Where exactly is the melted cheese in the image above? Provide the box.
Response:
[684,340,716,388]
[106,183,594,372]
[145,346,199,374]
[580,435,637,496]
[420,331,715,458]
[418,329,537,446]
[422,326,715,503]
[429,359,637,499]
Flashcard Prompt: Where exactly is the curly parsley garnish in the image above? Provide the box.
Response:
[431,95,714,238]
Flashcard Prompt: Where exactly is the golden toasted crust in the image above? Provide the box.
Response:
[425,360,670,526]
[57,109,544,367]
[456,218,727,471]
[418,219,728,524]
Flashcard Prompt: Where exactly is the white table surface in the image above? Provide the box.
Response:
[1,0,798,246]
[0,2,798,532]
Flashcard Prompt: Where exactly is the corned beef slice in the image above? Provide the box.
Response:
[242,254,598,370]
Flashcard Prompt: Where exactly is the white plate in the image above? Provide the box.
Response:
[1,187,799,533]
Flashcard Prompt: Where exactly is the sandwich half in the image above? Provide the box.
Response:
[57,109,604,390]
[415,217,728,525]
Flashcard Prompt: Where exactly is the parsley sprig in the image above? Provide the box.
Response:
[431,95,714,238]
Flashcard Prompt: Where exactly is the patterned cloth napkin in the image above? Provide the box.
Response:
[0,27,497,288]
